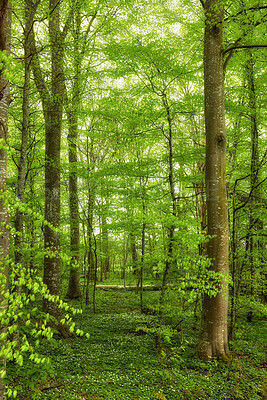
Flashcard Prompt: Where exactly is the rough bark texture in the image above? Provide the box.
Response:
[26,0,61,319]
[0,1,11,398]
[66,111,81,298]
[196,0,230,361]
[42,0,64,319]
[66,6,81,299]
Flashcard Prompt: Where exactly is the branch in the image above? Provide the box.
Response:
[234,176,267,213]
[28,27,50,112]
[224,44,267,54]
[199,0,204,7]
[225,6,267,21]
[223,38,242,70]
[80,11,98,55]
[62,3,75,40]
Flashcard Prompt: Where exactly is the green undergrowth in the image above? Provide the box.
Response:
[7,289,267,400]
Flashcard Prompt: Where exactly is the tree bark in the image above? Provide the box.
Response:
[196,0,230,361]
[27,0,69,320]
[14,0,37,285]
[100,205,110,281]
[66,3,98,297]
[65,4,81,299]
[246,51,262,322]
[85,140,96,305]
[158,93,177,316]
[42,0,65,319]
[0,1,11,398]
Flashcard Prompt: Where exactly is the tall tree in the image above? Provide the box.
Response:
[65,1,82,299]
[14,0,38,284]
[0,1,12,397]
[196,0,231,360]
[27,0,71,321]
[65,1,98,298]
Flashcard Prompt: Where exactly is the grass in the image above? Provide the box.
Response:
[6,288,267,400]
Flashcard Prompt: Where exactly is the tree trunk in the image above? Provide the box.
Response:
[246,51,262,322]
[158,93,177,315]
[66,4,81,299]
[195,161,207,256]
[85,141,96,305]
[101,209,110,280]
[0,2,11,398]
[66,4,98,297]
[42,0,64,319]
[14,0,37,291]
[196,0,230,361]
[66,114,81,298]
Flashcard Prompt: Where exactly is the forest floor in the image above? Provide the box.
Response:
[7,288,267,400]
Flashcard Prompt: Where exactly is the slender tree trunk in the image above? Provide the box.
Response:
[140,184,146,312]
[14,0,37,288]
[66,3,98,296]
[101,209,110,280]
[196,0,230,361]
[156,93,177,350]
[159,93,177,315]
[85,141,96,305]
[66,111,81,298]
[66,4,81,299]
[130,231,138,277]
[246,51,261,322]
[229,178,239,341]
[0,2,11,397]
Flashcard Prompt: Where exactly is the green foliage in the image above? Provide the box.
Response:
[5,291,266,399]
[0,259,88,398]
[2,0,266,397]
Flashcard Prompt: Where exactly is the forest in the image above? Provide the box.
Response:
[0,0,266,399]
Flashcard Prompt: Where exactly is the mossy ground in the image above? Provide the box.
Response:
[7,288,267,400]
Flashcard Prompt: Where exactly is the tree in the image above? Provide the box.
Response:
[27,0,71,322]
[196,0,231,360]
[65,0,83,299]
[0,1,12,397]
[13,0,38,303]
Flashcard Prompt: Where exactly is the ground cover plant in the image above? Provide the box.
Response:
[6,287,267,400]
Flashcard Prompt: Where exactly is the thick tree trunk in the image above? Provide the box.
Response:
[43,0,64,319]
[196,0,230,361]
[0,1,11,398]
[195,161,207,256]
